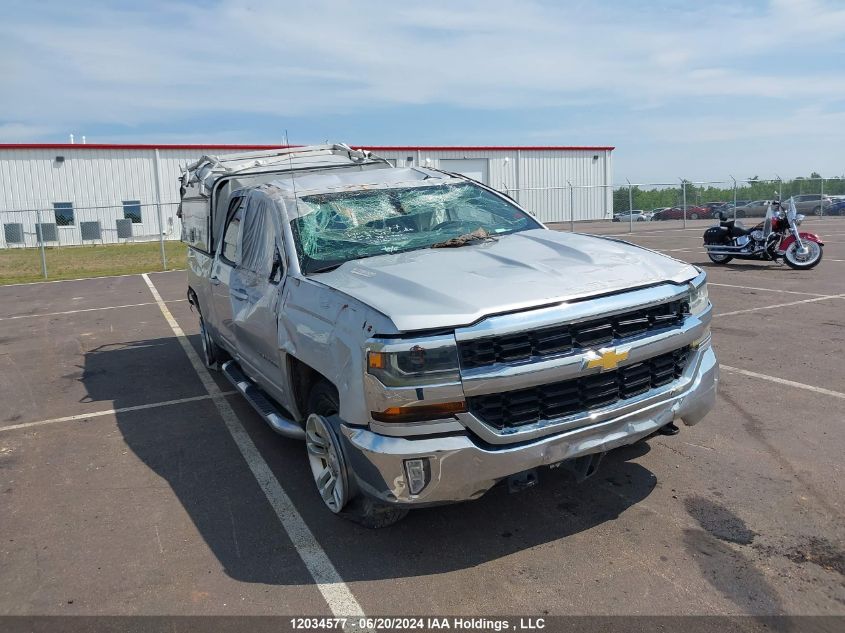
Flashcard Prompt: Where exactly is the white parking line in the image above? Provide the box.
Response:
[140,273,365,619]
[721,365,845,400]
[0,269,186,288]
[0,299,186,321]
[0,391,237,433]
[715,294,845,317]
[708,282,830,297]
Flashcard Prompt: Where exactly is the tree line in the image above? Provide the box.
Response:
[612,173,845,212]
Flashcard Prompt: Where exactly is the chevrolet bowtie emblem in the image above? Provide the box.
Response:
[585,347,629,371]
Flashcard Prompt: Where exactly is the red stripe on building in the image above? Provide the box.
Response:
[0,143,614,152]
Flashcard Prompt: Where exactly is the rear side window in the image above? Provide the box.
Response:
[221,197,244,265]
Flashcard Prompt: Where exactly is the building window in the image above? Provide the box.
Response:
[123,200,142,223]
[54,202,74,226]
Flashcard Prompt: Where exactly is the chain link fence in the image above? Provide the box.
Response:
[0,202,182,283]
[505,176,845,233]
[2,175,843,283]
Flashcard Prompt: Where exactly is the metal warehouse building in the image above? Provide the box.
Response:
[0,144,613,248]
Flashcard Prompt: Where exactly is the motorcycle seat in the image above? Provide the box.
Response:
[720,220,750,237]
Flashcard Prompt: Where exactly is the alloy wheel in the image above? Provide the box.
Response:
[305,414,348,513]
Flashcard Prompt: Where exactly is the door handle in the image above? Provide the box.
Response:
[231,288,248,301]
[210,276,221,286]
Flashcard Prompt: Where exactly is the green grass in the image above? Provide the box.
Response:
[0,241,188,285]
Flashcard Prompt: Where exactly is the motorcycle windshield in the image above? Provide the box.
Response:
[786,199,798,222]
[763,207,775,237]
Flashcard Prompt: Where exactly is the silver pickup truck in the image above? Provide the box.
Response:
[179,144,717,527]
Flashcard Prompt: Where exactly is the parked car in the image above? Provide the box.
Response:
[787,194,833,215]
[613,210,651,222]
[824,198,845,216]
[734,200,773,218]
[720,203,747,218]
[179,144,717,527]
[701,202,729,217]
[652,206,707,220]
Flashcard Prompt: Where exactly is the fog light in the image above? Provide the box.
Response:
[404,458,430,495]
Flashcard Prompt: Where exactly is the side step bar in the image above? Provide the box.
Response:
[221,360,306,440]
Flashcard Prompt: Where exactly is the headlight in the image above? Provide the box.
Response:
[688,272,709,316]
[367,337,460,387]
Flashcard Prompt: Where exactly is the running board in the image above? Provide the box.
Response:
[221,360,306,440]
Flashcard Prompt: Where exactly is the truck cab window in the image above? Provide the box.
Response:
[221,199,244,265]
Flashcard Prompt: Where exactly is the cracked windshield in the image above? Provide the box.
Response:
[291,182,540,273]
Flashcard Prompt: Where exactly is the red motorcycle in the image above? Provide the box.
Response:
[702,198,824,269]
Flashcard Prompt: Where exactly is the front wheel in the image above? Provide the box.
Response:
[784,241,823,269]
[305,382,408,528]
[689,212,699,220]
[813,206,823,216]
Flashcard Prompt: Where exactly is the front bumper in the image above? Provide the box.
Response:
[341,343,718,507]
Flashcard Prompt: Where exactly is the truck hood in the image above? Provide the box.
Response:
[313,229,698,332]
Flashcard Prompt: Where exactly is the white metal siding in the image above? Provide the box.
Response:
[0,146,612,247]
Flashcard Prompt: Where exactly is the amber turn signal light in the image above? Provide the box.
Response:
[368,351,387,370]
[372,401,466,423]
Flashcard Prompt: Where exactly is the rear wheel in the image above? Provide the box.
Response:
[199,315,224,370]
[784,241,823,269]
[708,252,733,264]
[305,382,408,528]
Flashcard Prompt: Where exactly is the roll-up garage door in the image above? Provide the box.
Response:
[438,158,489,184]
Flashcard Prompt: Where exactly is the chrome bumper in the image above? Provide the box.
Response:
[341,343,718,507]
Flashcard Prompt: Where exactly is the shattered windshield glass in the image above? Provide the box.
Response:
[290,182,539,274]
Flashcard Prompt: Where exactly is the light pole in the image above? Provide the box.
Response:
[730,175,737,221]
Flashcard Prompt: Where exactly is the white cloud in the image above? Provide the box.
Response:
[1,0,844,179]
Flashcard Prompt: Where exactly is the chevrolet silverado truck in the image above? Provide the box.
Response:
[179,144,717,527]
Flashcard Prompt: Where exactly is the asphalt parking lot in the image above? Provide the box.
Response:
[1,217,843,620]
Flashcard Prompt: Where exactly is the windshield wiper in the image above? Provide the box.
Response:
[430,228,495,249]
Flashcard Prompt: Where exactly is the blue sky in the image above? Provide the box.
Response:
[2,0,845,182]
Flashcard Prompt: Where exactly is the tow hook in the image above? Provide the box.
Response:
[559,452,606,483]
[508,469,539,493]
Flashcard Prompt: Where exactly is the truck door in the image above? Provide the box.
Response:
[230,192,294,413]
[209,196,245,351]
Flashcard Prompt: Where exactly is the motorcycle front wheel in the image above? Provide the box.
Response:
[784,241,823,269]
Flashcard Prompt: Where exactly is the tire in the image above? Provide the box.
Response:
[707,250,733,264]
[305,381,408,528]
[198,315,224,370]
[637,216,645,222]
[784,241,823,270]
[690,212,699,220]
[813,206,823,217]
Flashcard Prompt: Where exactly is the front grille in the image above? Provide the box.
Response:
[467,346,690,430]
[458,300,688,370]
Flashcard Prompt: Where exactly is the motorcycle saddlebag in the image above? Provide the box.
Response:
[703,226,729,244]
